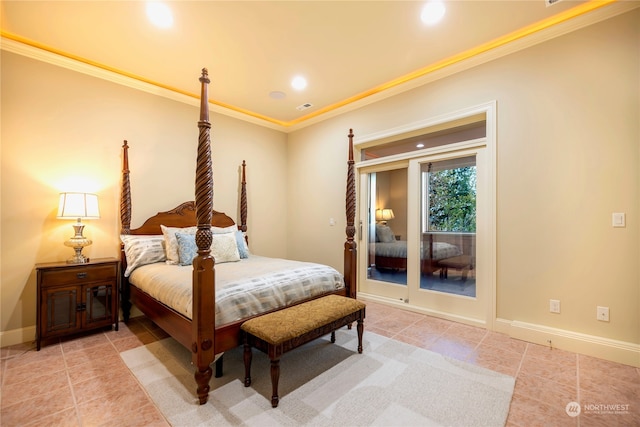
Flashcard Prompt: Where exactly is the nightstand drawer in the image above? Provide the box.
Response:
[39,263,117,286]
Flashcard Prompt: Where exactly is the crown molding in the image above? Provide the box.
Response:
[2,1,637,133]
[0,36,287,132]
[286,1,638,132]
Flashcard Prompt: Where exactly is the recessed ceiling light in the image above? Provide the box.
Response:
[421,1,445,25]
[147,2,173,28]
[291,76,307,91]
[269,91,286,100]
[416,143,425,148]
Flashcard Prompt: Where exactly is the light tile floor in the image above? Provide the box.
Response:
[1,301,638,426]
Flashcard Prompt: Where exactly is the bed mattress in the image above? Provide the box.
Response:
[128,255,344,326]
[374,241,462,260]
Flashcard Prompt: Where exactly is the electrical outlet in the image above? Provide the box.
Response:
[550,299,560,313]
[597,306,610,322]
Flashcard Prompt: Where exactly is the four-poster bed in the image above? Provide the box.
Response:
[119,68,358,404]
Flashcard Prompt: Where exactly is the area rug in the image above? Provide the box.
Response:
[120,330,514,426]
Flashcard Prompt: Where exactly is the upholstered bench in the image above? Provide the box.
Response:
[439,254,474,282]
[241,294,366,407]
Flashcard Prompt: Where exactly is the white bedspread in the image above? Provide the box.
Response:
[375,241,462,260]
[128,255,344,326]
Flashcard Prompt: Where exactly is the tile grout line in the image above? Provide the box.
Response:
[114,321,188,426]
[575,353,581,427]
[514,342,528,380]
[11,340,81,427]
[60,339,84,427]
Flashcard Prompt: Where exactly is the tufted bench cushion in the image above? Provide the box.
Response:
[241,294,365,407]
[241,294,365,345]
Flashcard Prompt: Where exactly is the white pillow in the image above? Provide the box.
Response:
[212,225,238,234]
[213,225,249,257]
[120,235,166,277]
[210,232,240,263]
[376,224,396,243]
[161,225,197,265]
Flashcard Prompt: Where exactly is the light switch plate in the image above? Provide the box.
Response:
[612,213,626,228]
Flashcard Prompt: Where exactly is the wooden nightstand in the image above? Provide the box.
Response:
[35,257,120,350]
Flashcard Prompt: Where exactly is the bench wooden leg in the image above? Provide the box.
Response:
[243,343,252,387]
[331,331,336,343]
[270,358,280,408]
[461,266,470,282]
[356,318,364,353]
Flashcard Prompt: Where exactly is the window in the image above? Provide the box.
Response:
[422,156,476,233]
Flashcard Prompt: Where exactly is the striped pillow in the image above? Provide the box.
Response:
[120,235,166,277]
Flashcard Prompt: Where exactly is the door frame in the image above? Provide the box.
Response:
[354,101,496,329]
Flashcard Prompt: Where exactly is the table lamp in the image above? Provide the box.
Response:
[375,208,395,225]
[57,192,100,263]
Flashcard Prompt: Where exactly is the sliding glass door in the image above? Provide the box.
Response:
[419,156,476,298]
[406,150,487,322]
[360,163,410,302]
[357,104,495,326]
[359,148,490,325]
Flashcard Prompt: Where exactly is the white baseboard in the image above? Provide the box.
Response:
[5,305,637,368]
[495,318,640,368]
[357,293,639,368]
[0,308,140,349]
[358,292,487,329]
[0,326,36,348]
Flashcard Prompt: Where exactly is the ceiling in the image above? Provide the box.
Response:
[1,0,634,131]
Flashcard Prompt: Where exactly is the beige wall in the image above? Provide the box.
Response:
[2,10,638,364]
[287,10,639,350]
[0,53,287,339]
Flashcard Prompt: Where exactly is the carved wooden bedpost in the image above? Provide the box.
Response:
[120,140,131,236]
[344,129,357,299]
[192,68,215,405]
[240,160,248,234]
[120,140,132,321]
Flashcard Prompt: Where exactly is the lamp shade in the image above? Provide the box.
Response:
[375,208,395,221]
[57,193,100,219]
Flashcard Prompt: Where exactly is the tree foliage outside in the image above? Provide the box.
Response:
[427,166,476,232]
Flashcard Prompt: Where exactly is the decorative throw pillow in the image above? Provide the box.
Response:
[376,224,396,243]
[120,235,166,277]
[175,232,198,266]
[212,225,237,234]
[212,225,248,258]
[161,225,197,265]
[235,230,249,259]
[211,232,241,263]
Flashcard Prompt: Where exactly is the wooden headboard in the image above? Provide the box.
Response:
[128,202,236,235]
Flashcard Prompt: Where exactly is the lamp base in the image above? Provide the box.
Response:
[64,223,92,264]
[66,245,91,264]
[67,253,90,264]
